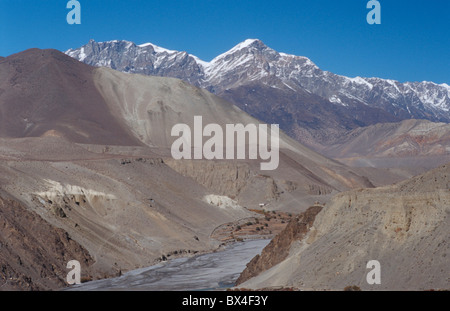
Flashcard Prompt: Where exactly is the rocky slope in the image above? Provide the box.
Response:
[235,205,323,285]
[237,163,450,290]
[66,39,450,148]
[320,119,450,169]
[91,62,378,206]
[0,193,96,290]
[0,49,387,290]
[0,49,140,145]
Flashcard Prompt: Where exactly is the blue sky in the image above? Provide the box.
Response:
[1,0,449,83]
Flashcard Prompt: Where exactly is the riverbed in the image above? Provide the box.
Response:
[66,239,270,291]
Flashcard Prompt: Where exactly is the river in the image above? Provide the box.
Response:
[66,239,270,291]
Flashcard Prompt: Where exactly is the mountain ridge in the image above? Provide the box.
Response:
[65,39,450,119]
[65,39,450,150]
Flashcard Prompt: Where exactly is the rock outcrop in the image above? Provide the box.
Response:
[320,119,450,169]
[237,164,450,290]
[0,195,95,290]
[236,205,323,285]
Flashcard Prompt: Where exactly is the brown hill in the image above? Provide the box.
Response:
[320,119,450,169]
[0,193,96,290]
[0,49,140,145]
[237,163,450,290]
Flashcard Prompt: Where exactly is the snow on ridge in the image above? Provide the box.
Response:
[78,47,87,61]
[138,42,213,70]
[103,39,134,46]
[385,79,402,93]
[279,53,318,71]
[329,95,347,106]
[346,76,373,89]
[209,39,261,64]
[138,42,177,54]
[137,43,152,48]
[437,83,450,98]
[64,38,449,114]
[229,38,260,53]
[442,83,450,98]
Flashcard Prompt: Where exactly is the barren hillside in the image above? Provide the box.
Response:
[0,49,388,290]
[321,119,450,169]
[237,163,449,290]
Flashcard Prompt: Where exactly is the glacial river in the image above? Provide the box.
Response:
[66,239,270,291]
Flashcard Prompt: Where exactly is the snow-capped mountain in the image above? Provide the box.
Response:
[66,39,206,85]
[65,39,450,147]
[66,39,450,118]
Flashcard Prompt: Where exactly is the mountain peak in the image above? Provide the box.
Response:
[225,38,265,52]
[233,38,264,50]
[64,39,450,121]
[211,39,267,62]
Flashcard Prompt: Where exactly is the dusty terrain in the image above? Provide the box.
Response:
[211,210,297,243]
[321,119,450,170]
[0,49,405,290]
[0,49,140,145]
[2,49,445,291]
[237,163,449,290]
[0,193,96,290]
[0,141,257,287]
